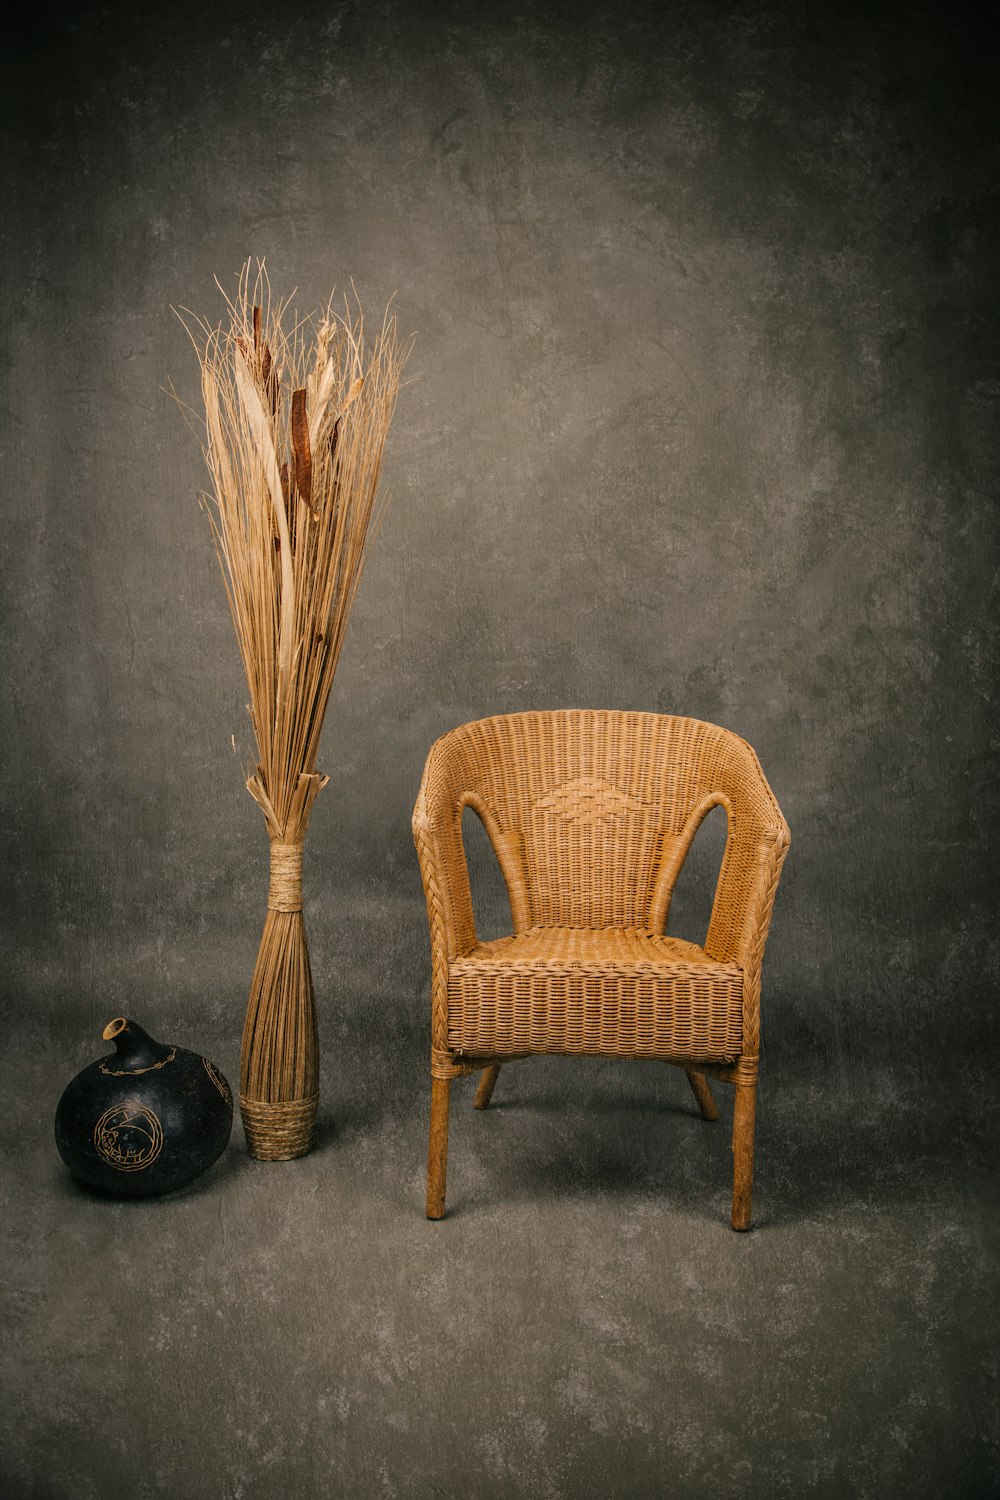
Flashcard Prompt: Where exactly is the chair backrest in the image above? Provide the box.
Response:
[430,710,785,956]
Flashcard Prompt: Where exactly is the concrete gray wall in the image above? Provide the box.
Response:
[3,6,998,1498]
[3,1,997,1073]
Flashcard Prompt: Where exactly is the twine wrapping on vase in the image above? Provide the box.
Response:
[238,1094,318,1161]
[268,842,303,912]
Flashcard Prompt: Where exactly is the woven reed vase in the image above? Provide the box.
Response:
[240,769,327,1160]
[183,269,408,1163]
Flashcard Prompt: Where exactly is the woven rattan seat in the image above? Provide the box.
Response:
[449,928,743,1059]
[413,709,790,1230]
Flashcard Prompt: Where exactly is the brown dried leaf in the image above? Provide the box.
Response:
[291,388,312,511]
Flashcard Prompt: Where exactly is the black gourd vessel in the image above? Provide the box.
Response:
[55,1017,233,1197]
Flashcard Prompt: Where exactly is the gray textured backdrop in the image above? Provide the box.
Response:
[2,2,997,1496]
[5,0,997,1054]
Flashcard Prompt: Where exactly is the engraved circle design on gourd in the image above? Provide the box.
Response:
[93,1102,165,1172]
[99,1047,177,1077]
[534,777,649,826]
[203,1056,232,1105]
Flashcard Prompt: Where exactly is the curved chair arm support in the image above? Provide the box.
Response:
[412,745,480,1058]
[649,791,730,930]
[731,823,791,1058]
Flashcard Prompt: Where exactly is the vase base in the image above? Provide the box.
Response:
[240,1093,318,1160]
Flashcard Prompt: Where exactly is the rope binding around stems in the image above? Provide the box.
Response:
[268,842,304,913]
[239,1095,317,1160]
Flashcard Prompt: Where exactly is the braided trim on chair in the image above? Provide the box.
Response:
[431,1048,518,1080]
[687,1056,759,1086]
[413,742,483,1077]
[431,1048,477,1080]
[739,825,791,1060]
[413,813,453,1059]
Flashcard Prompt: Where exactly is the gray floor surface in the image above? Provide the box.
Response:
[3,975,996,1500]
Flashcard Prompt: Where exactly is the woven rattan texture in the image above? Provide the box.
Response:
[449,926,743,1059]
[413,711,789,1070]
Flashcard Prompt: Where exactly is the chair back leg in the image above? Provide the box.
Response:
[685,1069,719,1121]
[473,1064,501,1110]
[427,1077,452,1219]
[731,1081,757,1230]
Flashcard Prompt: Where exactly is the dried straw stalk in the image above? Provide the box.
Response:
[181,264,409,1159]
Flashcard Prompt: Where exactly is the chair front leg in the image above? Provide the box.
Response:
[731,1080,757,1231]
[427,1077,452,1219]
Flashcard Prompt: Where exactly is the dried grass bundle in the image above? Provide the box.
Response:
[180,263,410,1159]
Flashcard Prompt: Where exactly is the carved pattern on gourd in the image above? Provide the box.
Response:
[93,1103,165,1173]
[203,1057,232,1105]
[99,1047,177,1077]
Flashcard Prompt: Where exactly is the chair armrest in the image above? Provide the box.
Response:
[412,742,479,1057]
[737,824,791,963]
[707,821,790,1059]
[412,745,479,962]
[411,803,477,964]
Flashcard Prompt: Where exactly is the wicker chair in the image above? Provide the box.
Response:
[412,710,790,1230]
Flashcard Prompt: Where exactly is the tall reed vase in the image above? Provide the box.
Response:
[182,265,409,1166]
[239,771,327,1160]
